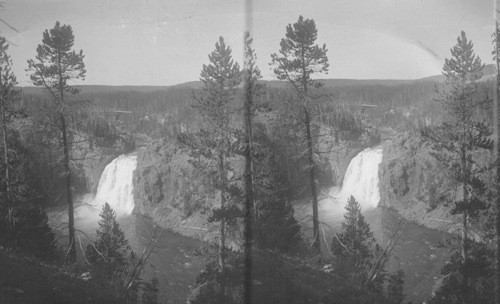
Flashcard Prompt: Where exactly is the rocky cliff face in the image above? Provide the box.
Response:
[378,132,460,233]
[15,117,135,203]
[131,107,383,243]
[257,111,381,193]
[132,135,376,249]
[132,138,237,245]
[379,130,495,237]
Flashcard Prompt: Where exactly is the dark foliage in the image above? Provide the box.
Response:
[0,134,56,260]
[429,244,494,304]
[254,197,301,253]
[0,248,123,304]
[0,202,56,260]
[252,132,302,253]
[188,249,391,304]
[141,277,160,304]
[386,270,406,304]
[321,285,387,304]
[188,252,244,304]
[85,203,159,303]
[85,202,128,279]
[331,196,381,283]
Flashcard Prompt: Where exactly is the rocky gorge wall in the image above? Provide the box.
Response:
[130,126,466,239]
[132,138,225,244]
[377,130,497,235]
[378,132,457,232]
[15,116,134,204]
[130,126,376,246]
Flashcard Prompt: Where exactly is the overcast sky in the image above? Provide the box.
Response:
[1,0,495,86]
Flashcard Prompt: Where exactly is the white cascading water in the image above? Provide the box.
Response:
[91,154,137,216]
[323,147,383,213]
[337,147,383,209]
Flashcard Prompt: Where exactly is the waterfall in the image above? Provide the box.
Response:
[338,147,383,209]
[324,147,383,212]
[90,154,137,216]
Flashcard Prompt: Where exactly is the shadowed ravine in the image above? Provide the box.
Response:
[49,147,450,304]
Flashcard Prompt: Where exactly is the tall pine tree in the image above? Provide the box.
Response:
[184,36,242,274]
[422,31,493,303]
[492,22,500,304]
[27,21,86,262]
[0,36,20,214]
[242,30,263,304]
[271,15,329,254]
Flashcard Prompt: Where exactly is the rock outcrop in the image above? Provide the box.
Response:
[379,132,459,233]
[132,138,235,245]
[131,114,380,244]
[15,117,135,203]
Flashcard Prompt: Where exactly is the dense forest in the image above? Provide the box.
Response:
[0,10,498,304]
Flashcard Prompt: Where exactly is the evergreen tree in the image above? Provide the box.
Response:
[386,270,405,304]
[271,15,329,254]
[187,252,244,304]
[0,36,20,210]
[27,21,86,262]
[422,31,493,303]
[181,36,241,275]
[242,31,263,304]
[253,142,302,253]
[491,22,500,304]
[429,244,494,304]
[331,196,379,283]
[254,196,301,252]
[0,113,56,260]
[0,201,56,260]
[86,202,128,278]
[141,277,159,304]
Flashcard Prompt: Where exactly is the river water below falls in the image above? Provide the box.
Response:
[48,154,204,304]
[48,146,445,303]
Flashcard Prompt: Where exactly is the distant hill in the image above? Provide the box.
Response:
[172,64,496,89]
[18,64,496,94]
[19,85,174,95]
[418,63,496,83]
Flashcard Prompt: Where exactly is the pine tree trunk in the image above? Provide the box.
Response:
[495,21,500,304]
[305,106,320,254]
[1,105,10,216]
[1,106,9,197]
[243,72,255,304]
[218,151,226,273]
[461,146,469,304]
[57,50,76,263]
[462,210,469,303]
[61,112,76,262]
[301,47,320,254]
